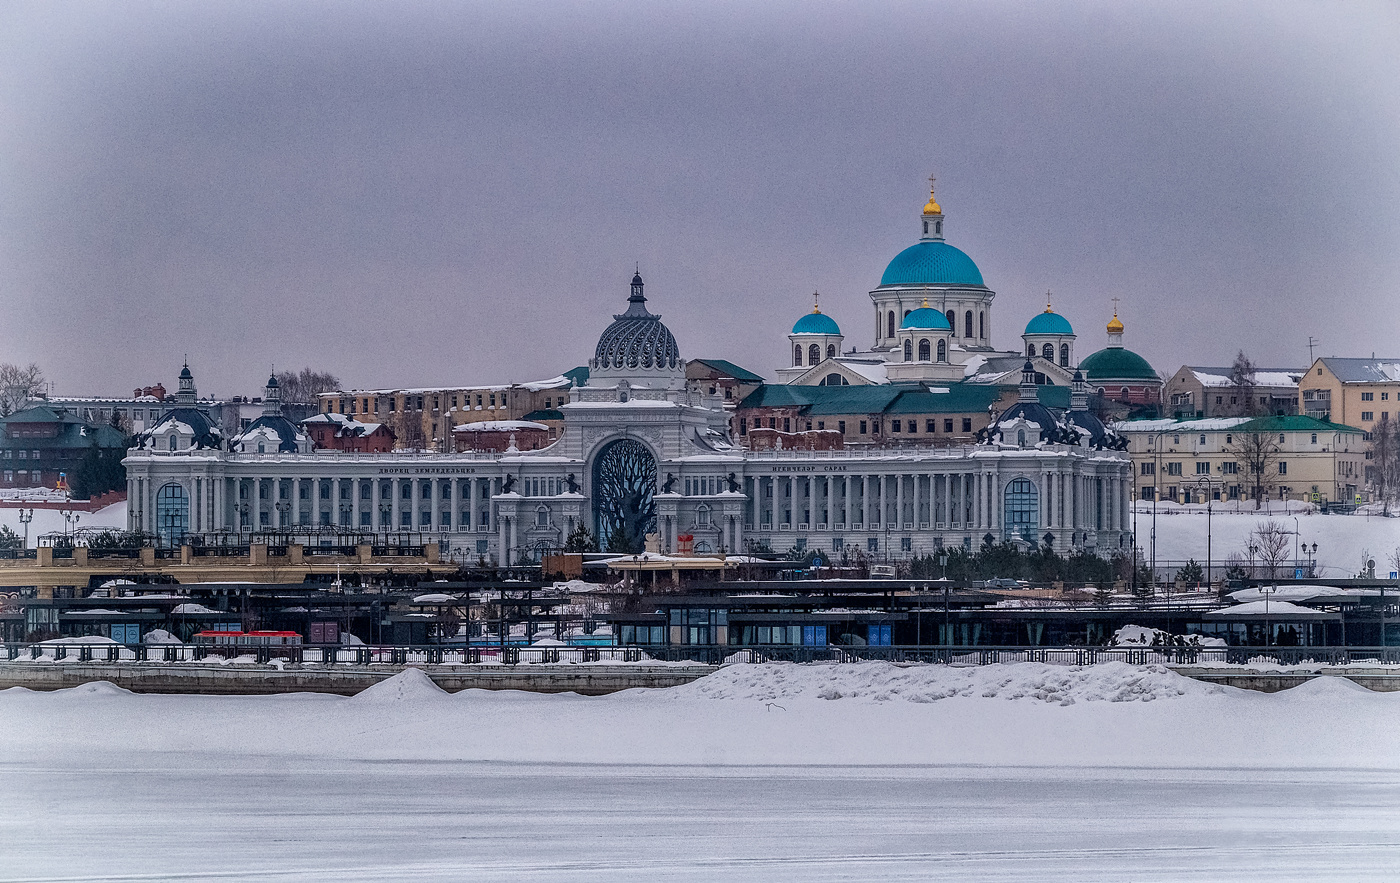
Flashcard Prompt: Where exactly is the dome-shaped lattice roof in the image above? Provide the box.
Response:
[1025,309,1074,336]
[792,310,841,335]
[594,273,681,371]
[902,306,952,331]
[880,241,984,287]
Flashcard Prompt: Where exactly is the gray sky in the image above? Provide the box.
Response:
[3,0,1398,398]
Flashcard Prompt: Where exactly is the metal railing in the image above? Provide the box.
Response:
[4,641,1400,668]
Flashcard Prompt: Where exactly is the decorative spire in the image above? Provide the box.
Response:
[812,290,822,313]
[922,174,942,215]
[921,296,931,309]
[1045,292,1054,313]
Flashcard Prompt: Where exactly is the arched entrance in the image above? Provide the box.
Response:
[591,438,657,553]
[1003,477,1038,543]
[155,482,189,547]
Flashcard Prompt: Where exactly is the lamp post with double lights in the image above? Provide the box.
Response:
[1195,477,1219,590]
[939,549,951,647]
[17,508,33,549]
[1304,542,1318,578]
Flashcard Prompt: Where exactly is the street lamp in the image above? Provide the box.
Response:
[1195,477,1218,590]
[940,549,951,647]
[1260,583,1277,647]
[1305,542,1318,578]
[17,508,33,549]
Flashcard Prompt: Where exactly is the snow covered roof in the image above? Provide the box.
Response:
[301,412,385,437]
[1203,599,1339,619]
[835,358,888,384]
[453,420,549,432]
[1113,417,1251,433]
[1318,357,1400,384]
[1186,368,1303,389]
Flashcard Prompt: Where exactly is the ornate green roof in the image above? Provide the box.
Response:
[1079,347,1158,382]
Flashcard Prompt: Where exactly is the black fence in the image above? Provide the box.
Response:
[6,642,1400,668]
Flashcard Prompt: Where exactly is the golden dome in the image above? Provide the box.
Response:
[1107,312,1124,333]
[922,194,942,215]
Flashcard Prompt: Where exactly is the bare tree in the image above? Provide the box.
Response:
[1228,350,1258,417]
[390,409,426,450]
[0,362,44,416]
[1368,413,1399,503]
[274,368,342,406]
[1228,430,1280,509]
[1250,521,1292,581]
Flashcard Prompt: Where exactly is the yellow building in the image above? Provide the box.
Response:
[1298,357,1400,433]
[1115,415,1366,506]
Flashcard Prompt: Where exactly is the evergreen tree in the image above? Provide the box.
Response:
[562,524,598,553]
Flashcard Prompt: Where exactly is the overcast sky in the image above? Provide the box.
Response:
[3,1,1398,398]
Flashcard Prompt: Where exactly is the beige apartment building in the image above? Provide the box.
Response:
[1163,365,1303,419]
[1115,415,1366,506]
[318,370,584,451]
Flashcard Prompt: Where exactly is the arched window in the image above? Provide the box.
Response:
[155,482,189,548]
[168,435,178,451]
[536,506,549,528]
[1003,477,1039,542]
[945,310,956,333]
[1042,343,1054,361]
[964,311,973,338]
[923,220,929,235]
[808,344,821,365]
[935,220,942,236]
[696,504,711,527]
[1017,429,1027,446]
[904,309,911,320]
[918,338,931,361]
[1059,344,1069,367]
[826,344,836,359]
[1027,344,1035,358]
[793,345,803,366]
[903,340,913,361]
[937,339,947,362]
[821,373,848,386]
[979,312,985,339]
[887,311,896,338]
[1120,387,1130,399]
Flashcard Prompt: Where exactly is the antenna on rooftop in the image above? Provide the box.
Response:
[1307,337,1318,363]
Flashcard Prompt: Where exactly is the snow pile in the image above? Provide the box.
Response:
[410,593,458,604]
[675,661,1223,706]
[351,668,449,702]
[142,629,182,645]
[171,603,218,615]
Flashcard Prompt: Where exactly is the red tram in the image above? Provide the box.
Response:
[192,630,303,656]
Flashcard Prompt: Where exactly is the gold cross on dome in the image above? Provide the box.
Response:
[813,290,821,312]
[1111,296,1121,316]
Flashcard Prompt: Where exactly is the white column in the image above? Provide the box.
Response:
[843,476,852,527]
[861,475,870,527]
[911,473,921,528]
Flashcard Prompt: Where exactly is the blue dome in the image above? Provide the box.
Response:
[880,241,984,287]
[792,311,841,335]
[1024,310,1074,336]
[901,306,952,331]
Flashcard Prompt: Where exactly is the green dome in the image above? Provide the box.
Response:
[880,241,984,287]
[1079,347,1158,382]
[1024,310,1074,336]
[792,311,841,335]
[901,306,951,331]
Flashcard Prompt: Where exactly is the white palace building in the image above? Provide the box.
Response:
[125,187,1134,563]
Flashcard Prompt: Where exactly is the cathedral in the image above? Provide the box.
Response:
[126,184,1136,562]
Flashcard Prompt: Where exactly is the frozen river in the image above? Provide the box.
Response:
[4,662,1400,881]
[3,760,1399,881]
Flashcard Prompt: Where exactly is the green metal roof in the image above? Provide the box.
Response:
[522,408,564,422]
[884,385,1000,414]
[690,358,764,383]
[1239,415,1364,434]
[1079,347,1158,381]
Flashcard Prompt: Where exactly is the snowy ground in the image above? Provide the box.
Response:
[2,662,1399,881]
[0,500,127,546]
[1134,503,1400,577]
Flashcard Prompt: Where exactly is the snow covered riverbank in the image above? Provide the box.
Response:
[2,662,1398,881]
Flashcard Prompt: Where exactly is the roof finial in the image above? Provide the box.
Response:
[922,174,942,215]
[1045,291,1053,313]
[1107,297,1124,334]
[812,290,821,314]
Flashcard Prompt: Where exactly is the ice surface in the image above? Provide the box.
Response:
[2,662,1399,881]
